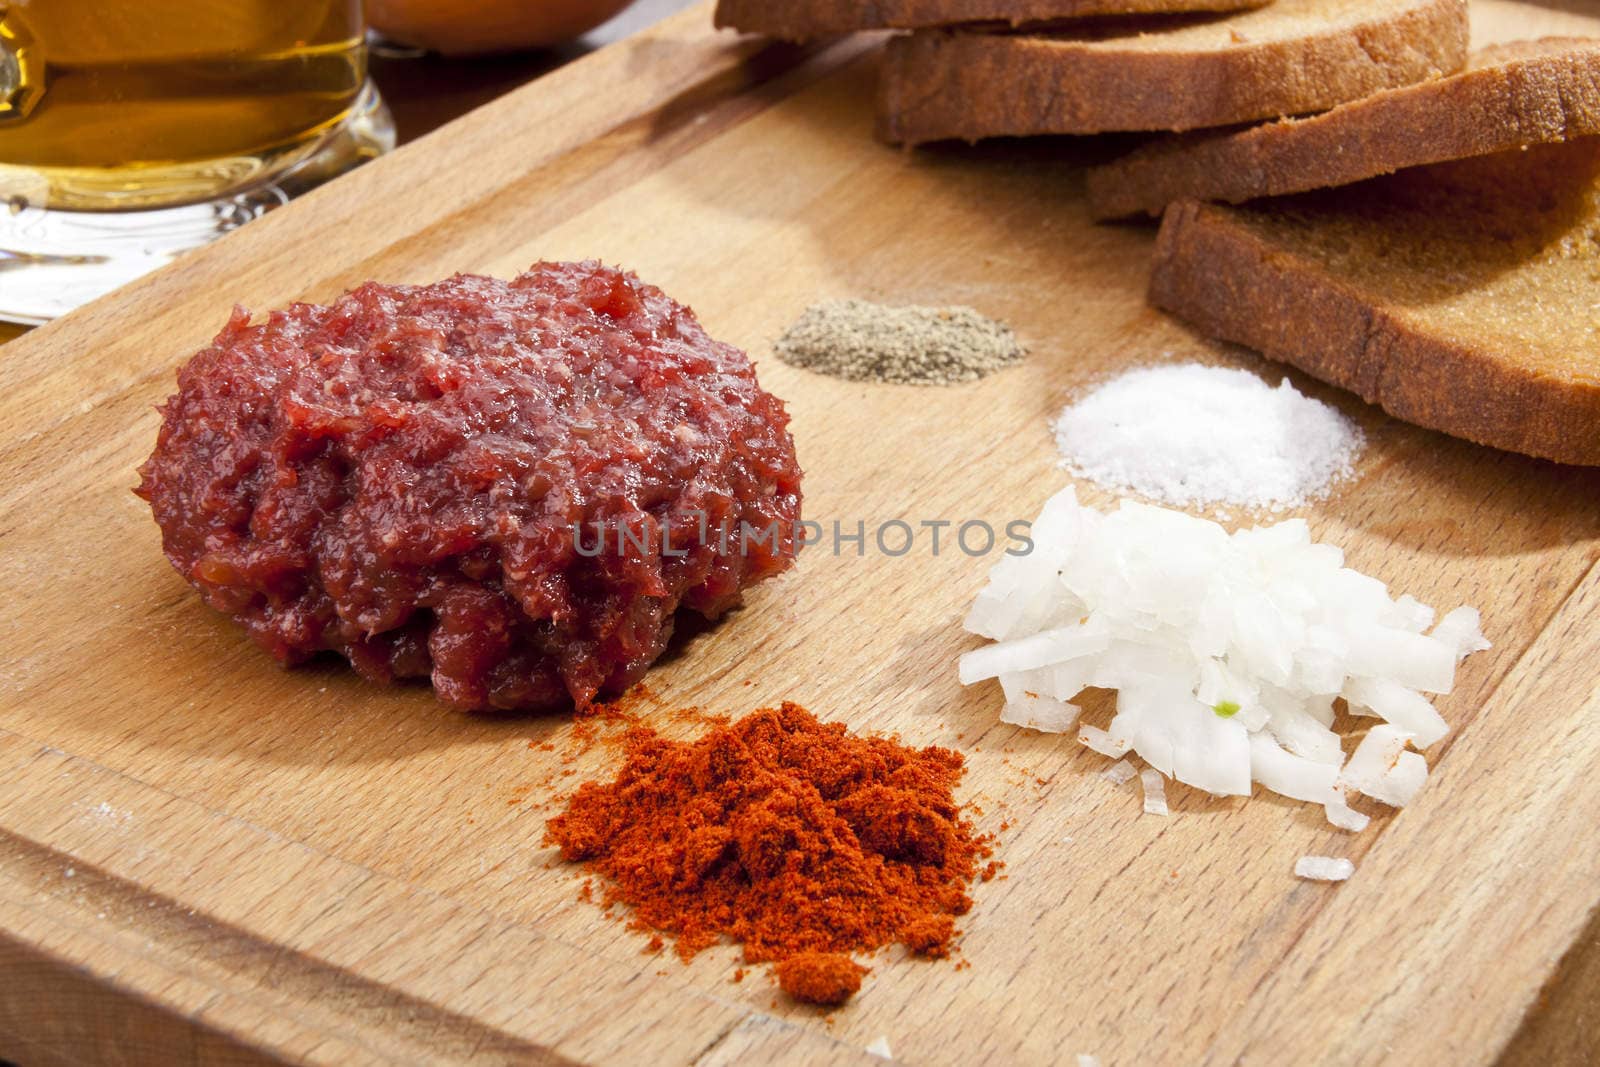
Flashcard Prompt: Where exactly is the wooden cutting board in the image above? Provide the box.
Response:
[4,3,1599,1063]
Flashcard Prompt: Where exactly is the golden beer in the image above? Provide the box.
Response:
[0,0,391,323]
[0,0,377,209]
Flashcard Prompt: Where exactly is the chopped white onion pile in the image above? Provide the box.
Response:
[1140,767,1169,816]
[960,488,1490,828]
[1102,758,1137,785]
[1295,856,1355,882]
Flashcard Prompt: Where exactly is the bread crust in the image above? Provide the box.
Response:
[1149,198,1600,467]
[713,0,1266,41]
[1089,38,1600,219]
[877,0,1470,144]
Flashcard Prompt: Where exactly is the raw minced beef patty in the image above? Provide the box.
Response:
[136,261,803,711]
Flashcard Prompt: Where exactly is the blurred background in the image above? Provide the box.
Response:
[369,0,691,144]
[0,0,690,336]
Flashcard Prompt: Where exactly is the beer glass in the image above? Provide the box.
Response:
[0,1,395,324]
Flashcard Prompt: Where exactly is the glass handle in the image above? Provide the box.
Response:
[0,7,42,123]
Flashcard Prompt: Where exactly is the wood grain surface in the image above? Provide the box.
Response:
[2,2,1598,1063]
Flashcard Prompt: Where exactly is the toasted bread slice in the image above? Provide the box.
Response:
[1148,140,1600,466]
[714,0,1267,42]
[877,0,1469,144]
[1089,38,1600,218]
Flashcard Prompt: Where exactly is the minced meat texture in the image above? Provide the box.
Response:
[135,261,803,711]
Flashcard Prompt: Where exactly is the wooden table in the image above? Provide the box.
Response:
[2,2,1598,1063]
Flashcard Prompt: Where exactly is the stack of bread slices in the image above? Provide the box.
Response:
[716,0,1600,466]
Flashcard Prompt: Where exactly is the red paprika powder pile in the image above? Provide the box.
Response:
[775,952,867,1007]
[545,701,994,1004]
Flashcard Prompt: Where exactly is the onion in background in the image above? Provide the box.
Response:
[367,0,637,55]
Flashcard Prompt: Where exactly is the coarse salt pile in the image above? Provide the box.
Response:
[959,487,1490,829]
[1053,363,1364,510]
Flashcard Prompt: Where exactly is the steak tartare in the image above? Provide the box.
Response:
[136,262,803,711]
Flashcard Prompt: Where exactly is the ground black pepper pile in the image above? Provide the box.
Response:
[774,299,1024,385]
